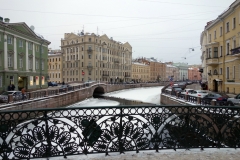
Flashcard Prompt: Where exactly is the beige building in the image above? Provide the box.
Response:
[134,57,166,82]
[48,49,62,83]
[61,32,132,83]
[132,62,150,82]
[200,0,240,94]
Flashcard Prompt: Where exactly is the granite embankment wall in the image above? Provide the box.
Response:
[1,82,167,112]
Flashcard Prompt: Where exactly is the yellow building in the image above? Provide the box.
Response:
[48,50,62,83]
[132,62,150,82]
[200,0,240,94]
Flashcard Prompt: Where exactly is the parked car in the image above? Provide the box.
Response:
[186,81,193,85]
[0,91,22,103]
[59,85,73,92]
[227,94,240,106]
[166,86,183,96]
[188,90,208,98]
[180,89,194,95]
[177,82,187,90]
[202,93,229,105]
[48,81,58,87]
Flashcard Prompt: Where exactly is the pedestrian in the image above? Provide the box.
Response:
[7,84,11,91]
[11,84,15,91]
[21,88,26,100]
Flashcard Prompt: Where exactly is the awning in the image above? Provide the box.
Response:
[215,79,222,81]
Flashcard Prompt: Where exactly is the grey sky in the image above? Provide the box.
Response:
[0,0,235,65]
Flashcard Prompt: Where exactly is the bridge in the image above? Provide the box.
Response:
[1,82,240,159]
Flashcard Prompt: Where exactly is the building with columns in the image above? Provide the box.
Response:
[61,32,132,83]
[48,49,62,83]
[0,17,50,92]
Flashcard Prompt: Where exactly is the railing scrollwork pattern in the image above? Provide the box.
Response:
[0,105,240,159]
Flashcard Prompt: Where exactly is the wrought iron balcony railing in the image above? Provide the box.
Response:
[1,105,240,159]
[87,65,93,70]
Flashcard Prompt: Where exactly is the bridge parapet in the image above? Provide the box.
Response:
[1,105,239,159]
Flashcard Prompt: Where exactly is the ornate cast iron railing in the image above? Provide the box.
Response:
[1,105,240,159]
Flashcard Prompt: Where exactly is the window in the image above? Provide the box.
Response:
[19,40,23,47]
[226,22,230,32]
[36,60,38,69]
[0,34,1,41]
[233,17,236,29]
[19,57,23,68]
[28,58,33,69]
[36,45,39,52]
[42,61,44,70]
[28,42,33,50]
[219,68,222,75]
[7,36,12,44]
[220,26,222,36]
[227,43,230,55]
[8,54,12,67]
[214,30,216,39]
[233,39,236,49]
[82,62,83,67]
[226,67,229,79]
[213,47,218,58]
[233,66,235,79]
[209,34,211,42]
[220,46,222,57]
[88,54,91,59]
[89,38,91,42]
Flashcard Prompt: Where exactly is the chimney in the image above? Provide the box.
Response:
[4,18,10,23]
[0,17,3,22]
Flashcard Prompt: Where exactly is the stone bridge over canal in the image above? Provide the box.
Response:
[0,82,167,111]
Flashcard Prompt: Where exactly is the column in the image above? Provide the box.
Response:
[13,36,17,70]
[26,41,28,71]
[4,34,8,70]
[33,44,35,72]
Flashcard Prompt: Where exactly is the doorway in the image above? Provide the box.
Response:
[18,76,27,91]
[213,79,218,92]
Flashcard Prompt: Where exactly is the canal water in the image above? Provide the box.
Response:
[93,94,156,106]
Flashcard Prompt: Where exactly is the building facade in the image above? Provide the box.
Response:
[166,64,179,81]
[188,67,201,82]
[200,0,240,93]
[61,32,132,83]
[132,62,150,82]
[0,17,50,92]
[172,62,189,81]
[48,49,62,83]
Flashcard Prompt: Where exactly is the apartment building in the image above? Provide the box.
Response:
[188,67,201,81]
[0,17,50,92]
[200,0,240,93]
[61,32,132,83]
[135,57,166,81]
[132,62,150,82]
[48,50,62,83]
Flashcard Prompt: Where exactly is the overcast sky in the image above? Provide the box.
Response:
[0,0,235,65]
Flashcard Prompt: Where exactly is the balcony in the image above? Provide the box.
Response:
[125,75,131,77]
[206,58,218,66]
[87,48,93,54]
[231,47,240,57]
[114,60,119,63]
[87,65,93,71]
